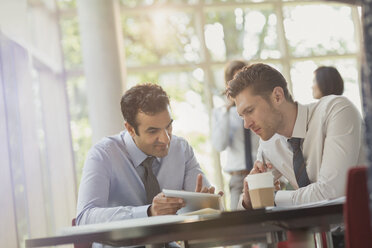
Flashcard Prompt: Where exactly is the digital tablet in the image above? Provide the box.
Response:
[162,189,222,214]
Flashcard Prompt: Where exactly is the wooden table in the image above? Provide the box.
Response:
[25,203,343,248]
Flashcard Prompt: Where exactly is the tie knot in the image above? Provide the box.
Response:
[142,156,155,169]
[288,137,302,150]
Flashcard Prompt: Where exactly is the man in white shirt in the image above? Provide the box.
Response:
[226,63,365,208]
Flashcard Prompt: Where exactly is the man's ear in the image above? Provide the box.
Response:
[124,122,136,138]
[271,86,285,105]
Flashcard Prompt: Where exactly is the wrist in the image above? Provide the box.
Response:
[147,205,153,216]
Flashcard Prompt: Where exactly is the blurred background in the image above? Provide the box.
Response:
[0,0,363,247]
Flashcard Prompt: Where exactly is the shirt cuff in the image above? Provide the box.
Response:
[132,204,151,218]
[275,190,295,207]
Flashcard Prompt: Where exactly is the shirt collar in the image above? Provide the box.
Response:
[291,102,308,139]
[123,131,161,168]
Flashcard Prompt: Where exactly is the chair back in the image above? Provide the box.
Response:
[72,218,93,248]
[344,167,372,248]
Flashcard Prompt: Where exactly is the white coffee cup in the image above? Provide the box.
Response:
[245,172,275,209]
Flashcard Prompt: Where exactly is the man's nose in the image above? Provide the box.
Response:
[243,116,253,129]
[158,129,170,143]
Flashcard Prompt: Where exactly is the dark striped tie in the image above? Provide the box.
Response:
[288,138,311,188]
[141,156,161,204]
[244,128,253,171]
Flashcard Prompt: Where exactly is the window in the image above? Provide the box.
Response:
[58,0,362,209]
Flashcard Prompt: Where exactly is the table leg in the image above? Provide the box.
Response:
[314,233,323,248]
[324,231,334,248]
[314,231,334,248]
[286,230,315,248]
[181,240,189,248]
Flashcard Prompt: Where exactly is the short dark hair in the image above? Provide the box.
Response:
[226,63,293,102]
[314,66,344,97]
[120,83,170,135]
[224,60,247,83]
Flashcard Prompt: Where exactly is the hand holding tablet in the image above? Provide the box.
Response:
[162,189,223,214]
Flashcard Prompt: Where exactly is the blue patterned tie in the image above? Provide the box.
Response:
[288,138,311,187]
[142,156,161,204]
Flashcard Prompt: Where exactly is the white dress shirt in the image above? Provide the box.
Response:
[255,95,365,206]
[211,106,260,172]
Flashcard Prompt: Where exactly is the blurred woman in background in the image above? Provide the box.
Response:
[312,66,344,99]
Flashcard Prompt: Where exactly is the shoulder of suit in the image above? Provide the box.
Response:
[93,133,123,152]
[171,134,189,146]
[319,95,351,105]
[308,95,353,112]
[85,132,124,160]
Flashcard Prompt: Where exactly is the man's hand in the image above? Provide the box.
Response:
[274,179,281,190]
[195,174,224,196]
[251,160,273,174]
[149,192,185,216]
[251,160,280,189]
[243,160,278,209]
[242,179,253,209]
